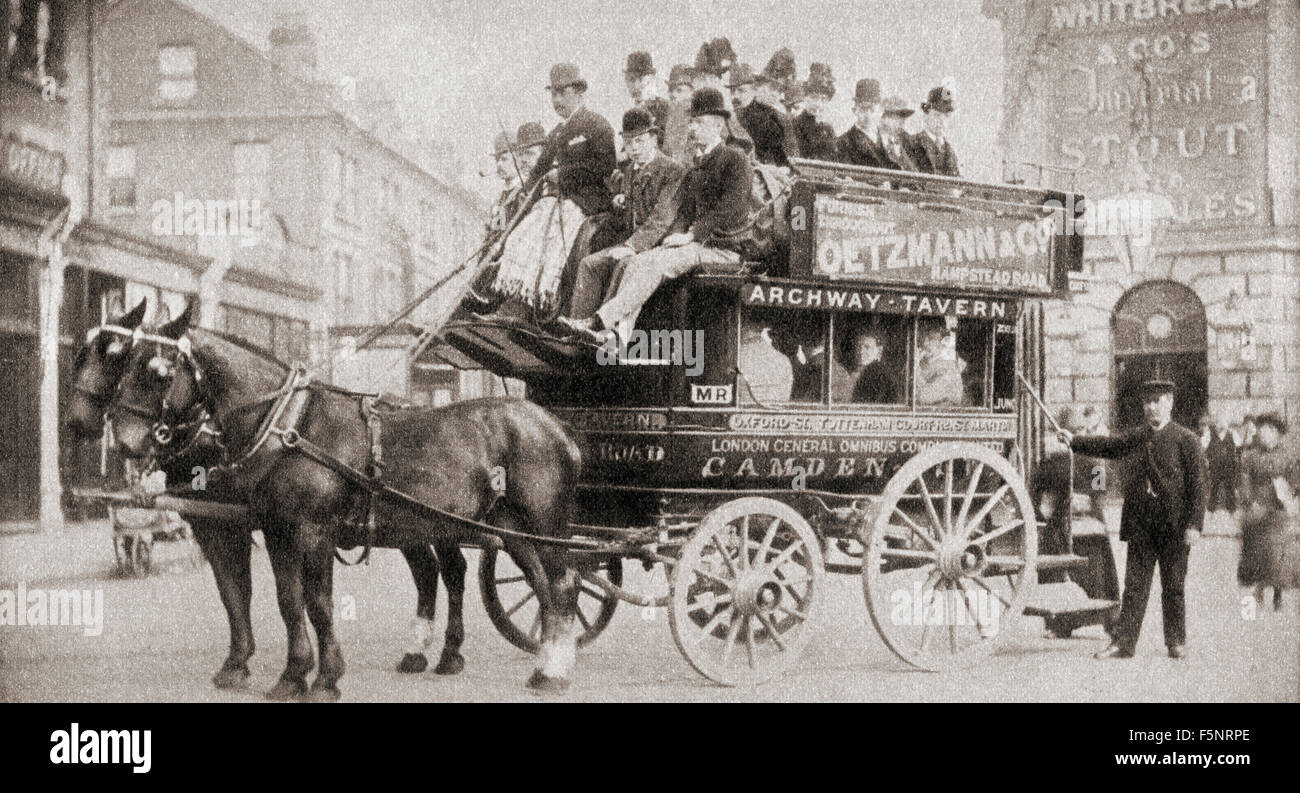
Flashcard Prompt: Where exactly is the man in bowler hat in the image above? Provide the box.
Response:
[558,88,754,344]
[907,85,961,177]
[731,63,800,167]
[566,107,687,320]
[624,51,670,135]
[1057,378,1208,659]
[793,63,837,161]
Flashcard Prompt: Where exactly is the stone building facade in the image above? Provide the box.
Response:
[982,0,1299,435]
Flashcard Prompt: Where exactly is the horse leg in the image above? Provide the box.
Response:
[190,518,254,690]
[432,540,467,675]
[537,552,580,693]
[512,543,567,693]
[397,545,441,673]
[302,533,345,702]
[261,521,315,701]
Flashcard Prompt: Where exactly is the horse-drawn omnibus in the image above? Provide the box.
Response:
[436,159,1119,683]
[70,158,1119,693]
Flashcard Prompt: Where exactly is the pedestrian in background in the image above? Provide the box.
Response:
[1236,412,1296,612]
[1202,410,1241,516]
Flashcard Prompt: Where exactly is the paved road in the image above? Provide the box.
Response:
[1,519,1295,702]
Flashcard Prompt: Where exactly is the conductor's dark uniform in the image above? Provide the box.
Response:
[1069,391,1207,656]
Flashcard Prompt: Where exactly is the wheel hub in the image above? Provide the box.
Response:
[937,539,987,580]
[733,570,783,617]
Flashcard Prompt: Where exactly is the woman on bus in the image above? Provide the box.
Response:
[915,321,967,407]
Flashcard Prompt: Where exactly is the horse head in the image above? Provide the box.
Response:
[64,298,149,439]
[107,301,205,459]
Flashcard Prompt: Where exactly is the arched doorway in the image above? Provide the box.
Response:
[1111,280,1208,430]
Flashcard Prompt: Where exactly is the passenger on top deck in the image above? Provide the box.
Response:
[557,88,756,347]
[915,321,967,407]
[489,62,616,318]
[906,85,960,178]
[565,107,687,321]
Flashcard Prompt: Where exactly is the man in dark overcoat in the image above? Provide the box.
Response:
[1058,378,1208,659]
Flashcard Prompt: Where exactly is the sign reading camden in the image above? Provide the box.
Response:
[1041,0,1268,226]
[811,195,1056,295]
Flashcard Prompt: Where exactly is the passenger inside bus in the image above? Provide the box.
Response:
[915,319,968,406]
[738,320,793,403]
[832,315,907,405]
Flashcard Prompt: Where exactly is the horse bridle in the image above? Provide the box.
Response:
[97,328,222,457]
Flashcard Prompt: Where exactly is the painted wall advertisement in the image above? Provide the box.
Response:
[1039,0,1269,226]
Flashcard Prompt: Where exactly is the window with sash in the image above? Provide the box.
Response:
[157,44,197,104]
[106,145,136,210]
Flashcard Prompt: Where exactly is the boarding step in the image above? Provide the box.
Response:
[1035,553,1091,572]
[1023,581,1119,619]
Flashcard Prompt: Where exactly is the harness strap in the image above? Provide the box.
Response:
[274,428,601,550]
[335,396,386,566]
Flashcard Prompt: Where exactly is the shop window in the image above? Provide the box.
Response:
[157,44,197,104]
[830,313,910,407]
[106,145,136,209]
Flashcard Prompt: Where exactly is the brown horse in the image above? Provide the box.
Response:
[104,304,585,696]
[63,301,468,697]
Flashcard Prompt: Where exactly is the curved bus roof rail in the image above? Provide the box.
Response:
[788,158,1087,217]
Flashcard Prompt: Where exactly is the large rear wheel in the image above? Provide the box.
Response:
[862,442,1037,671]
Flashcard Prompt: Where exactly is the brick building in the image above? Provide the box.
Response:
[96,0,492,405]
[982,0,1299,433]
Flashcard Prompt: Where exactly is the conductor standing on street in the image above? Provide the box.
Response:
[1057,378,1207,660]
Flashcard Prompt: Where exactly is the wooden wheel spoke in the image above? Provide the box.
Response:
[756,517,781,563]
[688,592,733,613]
[575,607,592,632]
[504,590,536,619]
[719,614,743,663]
[757,612,787,652]
[955,461,985,536]
[969,575,1012,609]
[528,614,542,641]
[983,555,1027,570]
[774,603,808,622]
[946,581,959,655]
[495,575,527,585]
[710,534,740,578]
[959,483,1011,538]
[916,475,946,539]
[744,617,757,669]
[580,585,605,602]
[969,518,1025,548]
[955,577,985,633]
[943,459,955,534]
[889,508,939,550]
[692,566,734,588]
[695,604,733,640]
[738,514,750,570]
[879,547,936,561]
[767,537,806,571]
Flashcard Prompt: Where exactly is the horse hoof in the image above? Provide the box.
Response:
[212,665,251,690]
[396,653,428,674]
[434,651,465,676]
[265,678,308,701]
[526,670,570,694]
[306,684,342,703]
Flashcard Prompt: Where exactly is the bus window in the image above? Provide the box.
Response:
[831,314,908,406]
[739,306,826,405]
[916,317,993,409]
